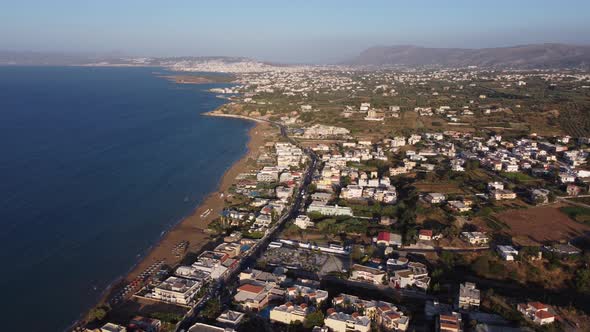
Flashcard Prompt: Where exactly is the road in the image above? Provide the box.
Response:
[176,117,319,332]
[321,275,435,302]
[394,246,490,254]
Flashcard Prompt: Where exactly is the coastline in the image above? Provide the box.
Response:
[120,118,269,285]
[83,111,271,326]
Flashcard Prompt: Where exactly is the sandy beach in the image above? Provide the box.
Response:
[129,120,269,280]
[88,117,272,320]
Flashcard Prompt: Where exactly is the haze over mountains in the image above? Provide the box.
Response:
[2,43,590,69]
[347,43,590,68]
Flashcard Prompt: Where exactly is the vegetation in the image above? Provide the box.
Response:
[200,299,222,320]
[303,310,325,329]
[575,267,590,294]
[561,206,590,223]
[87,306,109,322]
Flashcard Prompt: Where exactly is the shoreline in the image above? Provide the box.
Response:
[79,111,270,328]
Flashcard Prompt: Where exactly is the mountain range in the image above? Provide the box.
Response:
[347,43,590,68]
[2,43,590,68]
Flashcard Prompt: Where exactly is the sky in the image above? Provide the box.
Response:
[1,0,590,63]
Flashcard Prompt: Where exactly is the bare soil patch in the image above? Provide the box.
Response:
[494,205,590,245]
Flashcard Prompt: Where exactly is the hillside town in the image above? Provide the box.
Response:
[83,63,590,332]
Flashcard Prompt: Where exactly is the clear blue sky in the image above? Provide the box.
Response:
[1,0,589,63]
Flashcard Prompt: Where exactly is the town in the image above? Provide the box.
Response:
[82,63,590,332]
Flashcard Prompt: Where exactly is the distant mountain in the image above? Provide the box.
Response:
[348,44,590,68]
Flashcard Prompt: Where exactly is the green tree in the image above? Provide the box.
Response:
[88,307,108,322]
[304,310,325,329]
[351,245,364,261]
[440,251,457,268]
[201,299,222,320]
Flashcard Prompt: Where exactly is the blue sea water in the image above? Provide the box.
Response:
[0,66,252,331]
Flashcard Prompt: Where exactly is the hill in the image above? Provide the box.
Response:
[348,43,590,68]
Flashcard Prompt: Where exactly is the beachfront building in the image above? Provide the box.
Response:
[150,276,201,305]
[174,265,211,282]
[257,166,281,182]
[214,242,242,258]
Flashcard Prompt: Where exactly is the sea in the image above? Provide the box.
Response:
[0,66,253,331]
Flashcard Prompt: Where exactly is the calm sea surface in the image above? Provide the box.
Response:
[0,66,251,331]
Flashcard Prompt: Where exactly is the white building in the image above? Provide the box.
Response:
[497,245,519,261]
[307,202,353,216]
[458,282,480,310]
[518,302,555,325]
[461,232,489,245]
[391,262,430,291]
[425,193,446,204]
[340,185,363,200]
[150,276,201,305]
[257,166,280,182]
[269,303,310,325]
[276,185,294,201]
[294,214,314,229]
[350,264,386,285]
[325,311,371,332]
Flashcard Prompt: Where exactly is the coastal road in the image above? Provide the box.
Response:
[176,117,319,332]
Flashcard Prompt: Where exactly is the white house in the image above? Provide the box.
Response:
[424,193,446,204]
[325,311,371,332]
[294,214,314,229]
[496,245,519,261]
